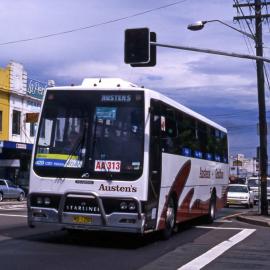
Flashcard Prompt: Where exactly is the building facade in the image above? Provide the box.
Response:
[0,61,46,191]
[229,154,259,181]
[0,65,10,141]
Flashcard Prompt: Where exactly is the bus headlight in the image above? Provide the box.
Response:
[128,202,136,211]
[120,202,128,210]
[44,197,51,205]
[37,197,43,205]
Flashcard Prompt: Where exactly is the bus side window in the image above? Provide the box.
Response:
[152,115,160,137]
[160,104,178,153]
[160,117,177,138]
[150,100,161,138]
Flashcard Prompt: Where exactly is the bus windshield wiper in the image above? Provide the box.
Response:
[65,122,88,168]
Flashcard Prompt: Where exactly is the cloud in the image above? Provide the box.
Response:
[0,0,269,157]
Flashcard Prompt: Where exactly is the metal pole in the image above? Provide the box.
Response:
[255,0,268,215]
[151,42,270,63]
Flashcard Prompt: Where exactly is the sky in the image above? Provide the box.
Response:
[0,0,270,158]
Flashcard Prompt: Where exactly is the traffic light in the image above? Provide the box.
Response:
[124,28,156,67]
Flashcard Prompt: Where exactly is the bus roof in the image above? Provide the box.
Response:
[48,78,227,133]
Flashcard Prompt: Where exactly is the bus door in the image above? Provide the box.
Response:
[145,99,162,230]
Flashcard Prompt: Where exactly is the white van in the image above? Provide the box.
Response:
[247,177,270,204]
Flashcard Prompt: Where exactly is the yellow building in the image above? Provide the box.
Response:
[0,65,10,140]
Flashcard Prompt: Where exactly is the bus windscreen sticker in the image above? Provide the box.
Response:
[132,162,140,170]
[96,107,117,120]
[35,153,82,168]
[94,160,121,172]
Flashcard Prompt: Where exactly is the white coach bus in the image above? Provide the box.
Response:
[28,78,229,238]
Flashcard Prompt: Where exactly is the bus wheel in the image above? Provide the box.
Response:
[206,195,216,224]
[161,197,176,240]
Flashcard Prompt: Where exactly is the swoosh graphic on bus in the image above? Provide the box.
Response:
[177,188,195,221]
[157,159,191,230]
[190,193,224,215]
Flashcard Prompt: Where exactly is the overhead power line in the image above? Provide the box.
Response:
[0,0,188,46]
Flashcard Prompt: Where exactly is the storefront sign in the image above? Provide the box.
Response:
[27,79,47,100]
[1,141,33,151]
[26,113,39,123]
[16,143,27,150]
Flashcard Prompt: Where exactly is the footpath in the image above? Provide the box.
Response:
[0,200,26,210]
[235,208,270,227]
[0,200,26,205]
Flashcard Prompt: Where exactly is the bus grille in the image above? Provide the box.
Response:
[64,196,100,214]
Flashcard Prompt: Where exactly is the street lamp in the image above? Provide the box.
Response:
[187,20,255,41]
[188,18,268,215]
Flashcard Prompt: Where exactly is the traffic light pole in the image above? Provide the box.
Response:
[150,42,270,63]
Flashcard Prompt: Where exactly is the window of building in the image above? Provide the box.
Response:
[0,111,2,132]
[30,123,36,137]
[12,110,21,135]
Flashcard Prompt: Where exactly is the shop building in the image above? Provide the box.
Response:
[0,61,46,191]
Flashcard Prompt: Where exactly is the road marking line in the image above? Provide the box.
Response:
[178,228,256,270]
[195,226,248,230]
[0,213,27,218]
[214,219,232,223]
[222,212,247,219]
[0,206,26,210]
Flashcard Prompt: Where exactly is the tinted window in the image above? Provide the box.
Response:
[248,179,259,187]
[228,186,248,193]
[34,90,144,180]
[154,99,228,163]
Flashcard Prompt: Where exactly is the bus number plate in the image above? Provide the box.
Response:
[73,216,92,224]
[94,160,121,172]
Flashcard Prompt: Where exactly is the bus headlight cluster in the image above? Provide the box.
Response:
[120,201,136,211]
[36,196,51,206]
[37,197,43,205]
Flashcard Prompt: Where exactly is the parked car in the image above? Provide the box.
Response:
[247,177,270,205]
[0,179,25,202]
[226,184,254,208]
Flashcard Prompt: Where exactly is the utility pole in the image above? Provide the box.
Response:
[234,0,269,215]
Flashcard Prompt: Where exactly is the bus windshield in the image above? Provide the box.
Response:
[33,90,144,180]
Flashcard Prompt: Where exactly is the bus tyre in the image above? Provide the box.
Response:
[161,197,176,240]
[206,195,216,224]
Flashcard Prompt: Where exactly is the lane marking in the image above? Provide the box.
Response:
[0,213,27,218]
[222,212,248,219]
[195,226,248,230]
[214,219,232,223]
[0,207,27,211]
[178,227,256,270]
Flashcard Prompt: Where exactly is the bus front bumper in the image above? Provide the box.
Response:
[28,207,145,234]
